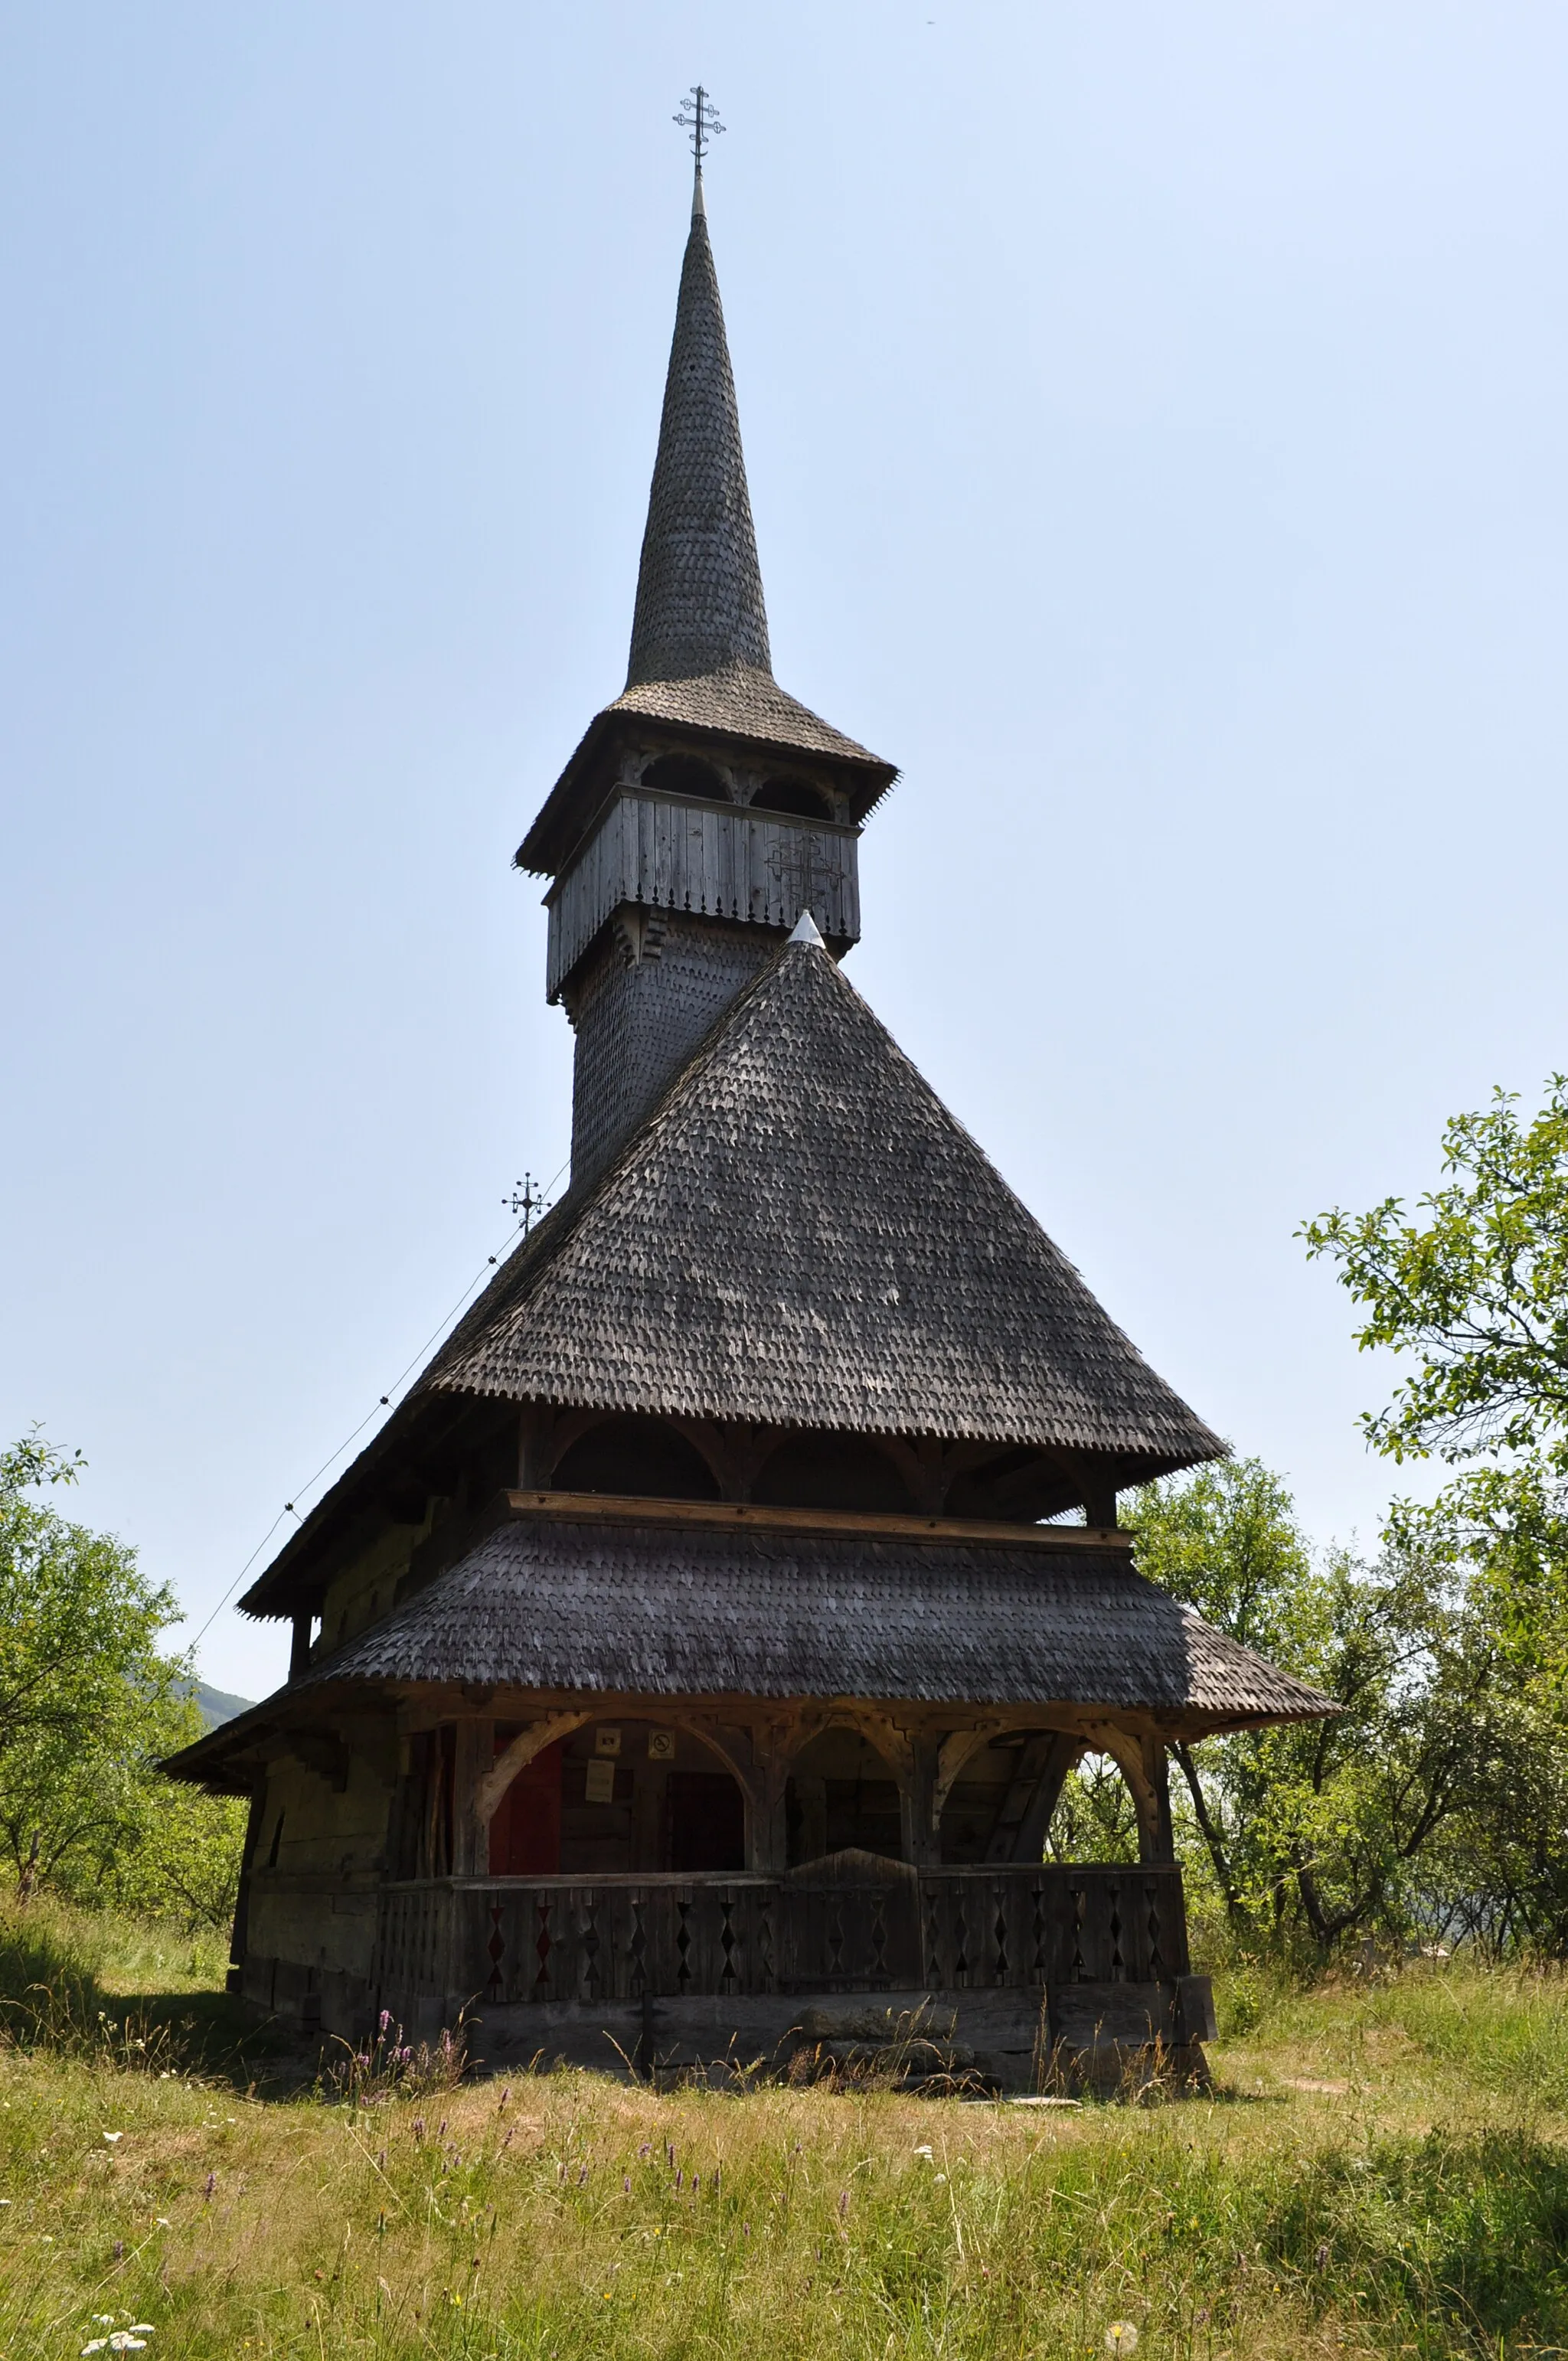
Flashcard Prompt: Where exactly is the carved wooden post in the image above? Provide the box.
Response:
[903,1733,941,1867]
[452,1719,493,1875]
[1140,1732,1176,1866]
[748,1716,794,1873]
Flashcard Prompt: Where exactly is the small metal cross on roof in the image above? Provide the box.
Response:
[504,1171,549,1236]
[674,85,725,167]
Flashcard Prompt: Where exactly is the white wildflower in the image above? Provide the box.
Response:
[1106,2327,1139,2356]
[82,2342,108,2356]
[154,2217,170,2228]
[912,2144,933,2159]
[103,2131,122,2145]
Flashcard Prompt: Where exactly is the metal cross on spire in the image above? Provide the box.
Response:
[674,85,725,170]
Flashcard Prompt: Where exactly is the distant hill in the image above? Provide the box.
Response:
[188,1680,254,1731]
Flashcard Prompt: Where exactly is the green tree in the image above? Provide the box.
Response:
[0,1435,245,1926]
[1128,1461,1508,1950]
[1301,1075,1568,1472]
[1301,1076,1568,1951]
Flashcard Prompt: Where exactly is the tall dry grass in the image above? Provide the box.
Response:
[3,1905,1568,2359]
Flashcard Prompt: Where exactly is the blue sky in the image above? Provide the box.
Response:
[3,3,1565,1696]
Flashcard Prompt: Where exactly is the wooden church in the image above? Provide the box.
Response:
[169,131,1328,2085]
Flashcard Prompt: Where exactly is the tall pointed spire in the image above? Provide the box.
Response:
[515,103,896,883]
[626,165,771,687]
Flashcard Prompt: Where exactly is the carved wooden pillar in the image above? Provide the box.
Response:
[902,1732,941,1866]
[747,1715,794,1873]
[1140,1732,1176,1866]
[452,1718,493,1875]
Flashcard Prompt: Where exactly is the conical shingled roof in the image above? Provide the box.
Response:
[626,186,771,687]
[516,191,893,877]
[426,934,1224,1468]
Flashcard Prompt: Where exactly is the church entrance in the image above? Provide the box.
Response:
[487,1736,564,1876]
[486,1722,746,1876]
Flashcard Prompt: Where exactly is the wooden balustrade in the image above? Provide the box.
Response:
[374,1865,1189,2012]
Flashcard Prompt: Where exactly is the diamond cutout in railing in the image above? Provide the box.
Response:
[1069,1886,1087,1981]
[1030,1883,1049,1983]
[925,1890,945,1987]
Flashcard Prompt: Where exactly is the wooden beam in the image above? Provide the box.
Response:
[497,1488,1137,1555]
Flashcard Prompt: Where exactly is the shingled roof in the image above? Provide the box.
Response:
[626,177,770,691]
[425,930,1223,1468]
[518,182,893,877]
[201,1508,1333,1749]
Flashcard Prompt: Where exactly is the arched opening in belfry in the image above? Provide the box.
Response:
[751,774,832,820]
[552,1415,721,1501]
[487,1719,745,1877]
[786,1726,904,1866]
[640,752,730,802]
[753,1432,912,1515]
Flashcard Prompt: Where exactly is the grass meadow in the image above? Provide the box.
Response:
[4,1902,1568,2359]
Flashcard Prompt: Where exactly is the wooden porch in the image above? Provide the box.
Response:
[365,1857,1211,2082]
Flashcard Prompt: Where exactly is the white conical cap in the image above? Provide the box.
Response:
[789,909,825,947]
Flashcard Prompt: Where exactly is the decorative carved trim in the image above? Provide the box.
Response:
[611,905,669,968]
[931,1724,1001,1827]
[473,1712,590,1829]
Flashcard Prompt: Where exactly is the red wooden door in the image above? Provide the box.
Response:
[488,1738,564,1875]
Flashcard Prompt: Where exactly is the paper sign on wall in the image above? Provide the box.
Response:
[584,1759,616,1804]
